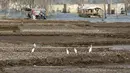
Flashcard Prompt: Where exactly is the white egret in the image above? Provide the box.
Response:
[74,48,78,54]
[66,48,70,55]
[89,45,93,53]
[33,43,36,48]
[31,48,35,53]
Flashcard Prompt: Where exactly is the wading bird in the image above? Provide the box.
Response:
[31,48,35,53]
[89,45,93,53]
[31,43,36,53]
[66,48,70,55]
[33,43,36,48]
[74,48,78,54]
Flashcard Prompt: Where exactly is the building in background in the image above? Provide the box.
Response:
[51,0,126,14]
[0,0,129,15]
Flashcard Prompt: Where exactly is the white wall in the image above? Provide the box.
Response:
[51,4,79,13]
[112,3,125,14]
[83,3,125,14]
[51,3,125,14]
[51,5,64,12]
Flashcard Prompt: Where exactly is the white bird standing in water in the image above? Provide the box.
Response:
[31,48,35,53]
[74,48,78,54]
[66,48,70,55]
[89,45,93,53]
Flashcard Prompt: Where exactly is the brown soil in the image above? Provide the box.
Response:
[0,21,130,73]
[0,52,130,67]
[3,66,130,73]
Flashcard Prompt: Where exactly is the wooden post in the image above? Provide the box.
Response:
[110,0,112,14]
[108,4,111,14]
[44,0,49,16]
[63,4,67,13]
[104,0,107,18]
[82,0,84,6]
[107,0,112,14]
[123,0,128,15]
[125,3,128,15]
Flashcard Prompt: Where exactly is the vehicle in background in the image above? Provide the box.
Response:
[23,8,47,20]
[78,7,103,18]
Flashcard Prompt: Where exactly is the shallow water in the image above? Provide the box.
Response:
[111,45,130,50]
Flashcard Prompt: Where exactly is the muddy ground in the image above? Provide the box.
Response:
[3,66,130,73]
[1,52,130,73]
[0,20,130,73]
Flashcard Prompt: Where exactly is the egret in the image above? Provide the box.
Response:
[33,43,36,48]
[89,45,93,53]
[31,48,35,53]
[74,48,78,54]
[66,48,70,55]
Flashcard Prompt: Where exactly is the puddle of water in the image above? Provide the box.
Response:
[111,45,130,50]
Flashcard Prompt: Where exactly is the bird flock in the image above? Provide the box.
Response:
[66,45,93,55]
[31,43,93,54]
